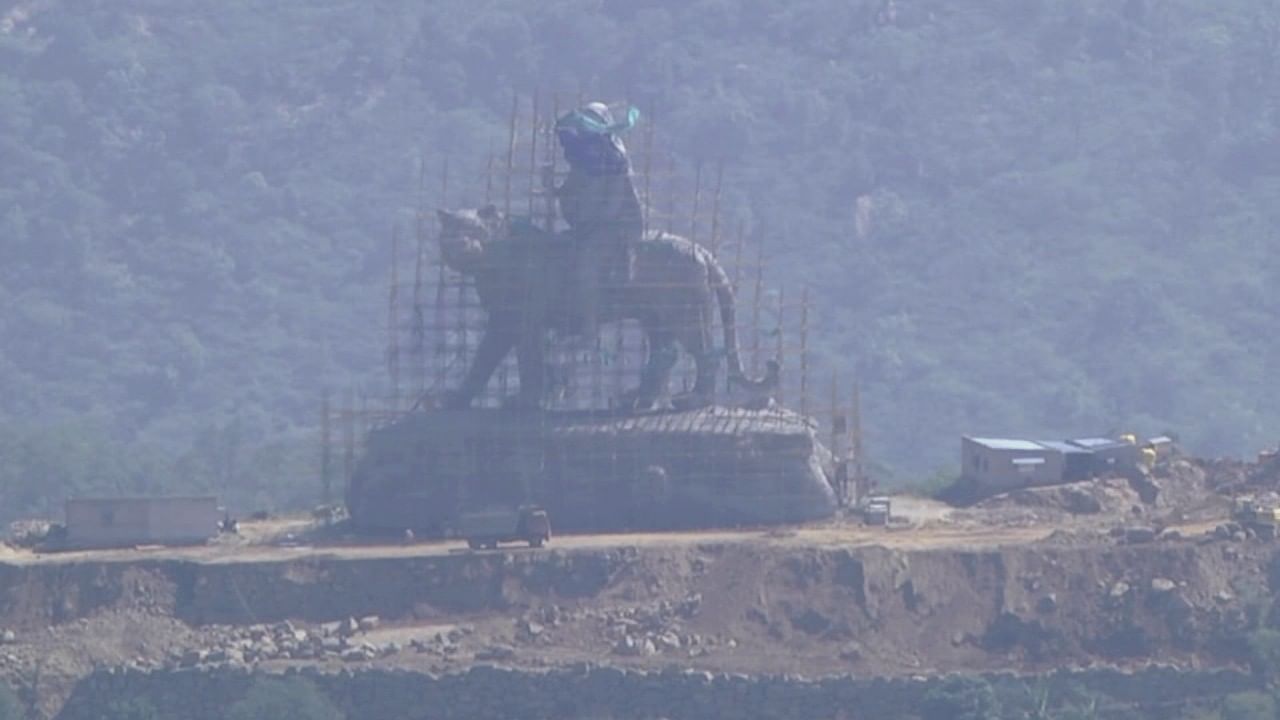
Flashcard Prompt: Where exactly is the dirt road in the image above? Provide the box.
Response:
[0,504,1058,568]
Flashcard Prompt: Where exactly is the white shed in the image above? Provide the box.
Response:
[961,437,1066,493]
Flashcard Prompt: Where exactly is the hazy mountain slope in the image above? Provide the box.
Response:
[1,0,1278,516]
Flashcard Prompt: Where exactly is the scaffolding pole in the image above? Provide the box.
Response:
[320,389,332,506]
[387,226,401,411]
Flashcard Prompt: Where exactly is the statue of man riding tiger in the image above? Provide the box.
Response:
[432,101,778,412]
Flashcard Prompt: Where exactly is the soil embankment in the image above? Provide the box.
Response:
[0,524,1274,717]
[5,450,1280,717]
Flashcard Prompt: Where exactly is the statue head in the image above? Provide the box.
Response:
[436,205,507,274]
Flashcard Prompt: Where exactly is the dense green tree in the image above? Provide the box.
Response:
[1221,691,1277,720]
[0,684,21,720]
[919,676,1002,720]
[101,697,161,720]
[226,677,344,720]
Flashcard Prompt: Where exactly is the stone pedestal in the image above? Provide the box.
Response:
[347,406,837,534]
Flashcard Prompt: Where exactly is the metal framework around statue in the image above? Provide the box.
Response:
[318,93,871,510]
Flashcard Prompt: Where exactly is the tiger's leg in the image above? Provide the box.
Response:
[674,291,717,410]
[511,330,547,409]
[446,330,516,409]
[630,329,678,411]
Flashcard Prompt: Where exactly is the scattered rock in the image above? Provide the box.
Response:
[1062,488,1103,514]
[292,644,316,660]
[1150,578,1177,594]
[475,644,516,662]
[1109,581,1131,600]
[677,593,702,618]
[339,618,359,637]
[358,616,380,633]
[1124,527,1157,544]
[180,649,207,667]
[655,632,682,652]
[614,636,639,656]
[1036,594,1058,614]
[0,630,15,645]
[1166,593,1195,619]
[341,647,371,662]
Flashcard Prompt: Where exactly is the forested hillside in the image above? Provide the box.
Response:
[2,0,1279,519]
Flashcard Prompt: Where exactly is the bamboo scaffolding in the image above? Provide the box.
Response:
[364,94,826,421]
[799,287,809,418]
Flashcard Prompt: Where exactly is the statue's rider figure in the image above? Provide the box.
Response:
[554,102,644,337]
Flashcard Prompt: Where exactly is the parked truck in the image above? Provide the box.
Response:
[860,495,891,526]
[1233,497,1280,540]
[458,506,551,550]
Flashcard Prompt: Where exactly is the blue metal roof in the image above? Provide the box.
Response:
[1037,440,1091,454]
[967,437,1046,452]
[1068,437,1127,450]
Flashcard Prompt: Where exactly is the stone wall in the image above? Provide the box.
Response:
[54,664,1256,720]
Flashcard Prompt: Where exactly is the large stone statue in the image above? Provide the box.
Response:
[554,102,644,337]
[435,205,776,411]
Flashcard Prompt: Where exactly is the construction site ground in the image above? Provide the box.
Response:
[4,454,1280,717]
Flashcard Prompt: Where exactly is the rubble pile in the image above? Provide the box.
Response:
[174,616,402,669]
[969,478,1144,525]
[967,455,1232,527]
[581,594,739,659]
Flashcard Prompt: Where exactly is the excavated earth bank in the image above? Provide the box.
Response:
[0,525,1277,718]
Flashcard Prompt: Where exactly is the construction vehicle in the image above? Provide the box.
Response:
[1233,497,1280,540]
[458,506,551,550]
[860,496,891,526]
